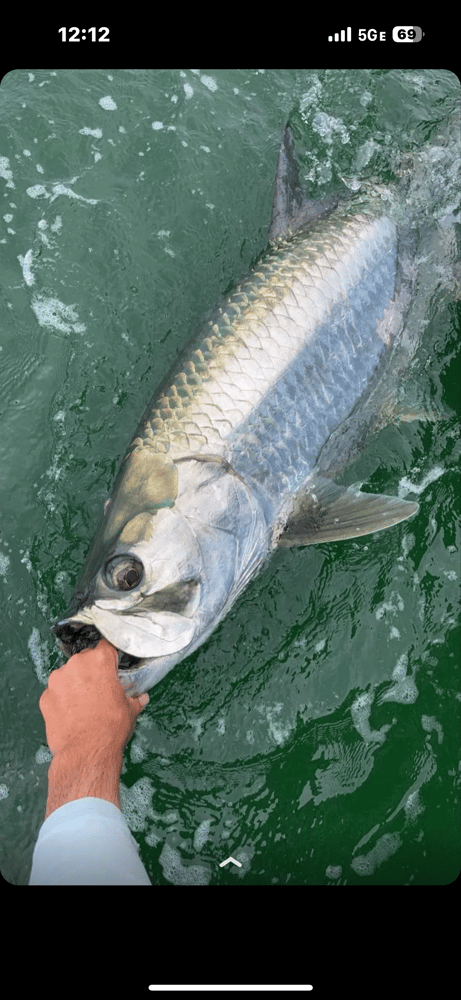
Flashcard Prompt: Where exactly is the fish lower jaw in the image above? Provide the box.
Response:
[52,619,142,672]
[52,616,182,695]
[117,649,143,671]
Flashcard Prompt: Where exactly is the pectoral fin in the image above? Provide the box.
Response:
[274,475,418,547]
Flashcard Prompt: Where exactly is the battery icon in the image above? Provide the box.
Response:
[392,26,424,42]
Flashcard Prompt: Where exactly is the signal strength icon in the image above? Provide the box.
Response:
[328,27,352,41]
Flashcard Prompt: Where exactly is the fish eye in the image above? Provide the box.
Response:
[104,555,143,591]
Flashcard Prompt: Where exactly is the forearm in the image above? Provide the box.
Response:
[45,747,123,820]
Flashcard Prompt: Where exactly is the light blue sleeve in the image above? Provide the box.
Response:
[28,797,152,885]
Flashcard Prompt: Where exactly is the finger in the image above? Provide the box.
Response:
[130,692,150,712]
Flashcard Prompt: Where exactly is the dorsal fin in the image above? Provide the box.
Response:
[269,124,337,242]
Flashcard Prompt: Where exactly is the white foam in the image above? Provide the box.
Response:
[404,790,424,822]
[421,714,443,743]
[398,465,445,498]
[200,75,218,92]
[375,591,404,620]
[79,127,103,138]
[351,691,391,744]
[379,653,418,705]
[351,832,401,876]
[98,95,117,111]
[0,156,14,188]
[159,843,211,885]
[31,295,86,335]
[28,627,49,685]
[18,248,35,286]
[130,739,145,763]
[0,552,11,578]
[326,865,342,879]
[193,819,211,851]
[120,775,154,832]
[257,702,293,746]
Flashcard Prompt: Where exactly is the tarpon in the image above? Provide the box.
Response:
[53,124,428,696]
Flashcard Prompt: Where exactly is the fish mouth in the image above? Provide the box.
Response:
[52,620,142,671]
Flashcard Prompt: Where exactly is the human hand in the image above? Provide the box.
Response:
[40,638,149,762]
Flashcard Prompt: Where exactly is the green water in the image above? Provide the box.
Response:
[0,69,459,885]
